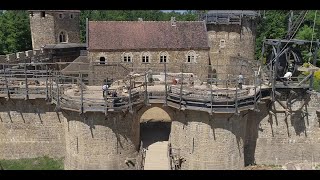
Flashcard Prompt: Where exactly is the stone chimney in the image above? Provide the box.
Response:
[171,17,176,26]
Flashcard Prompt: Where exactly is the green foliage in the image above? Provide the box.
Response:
[0,156,64,170]
[0,10,31,55]
[255,10,289,60]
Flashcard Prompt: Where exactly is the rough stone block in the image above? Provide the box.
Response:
[33,49,41,56]
[16,52,26,59]
[0,55,6,63]
[25,50,34,57]
[6,53,16,61]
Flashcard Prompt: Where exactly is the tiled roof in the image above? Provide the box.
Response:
[88,21,209,51]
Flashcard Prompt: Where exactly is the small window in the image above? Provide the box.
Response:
[159,52,168,63]
[160,55,167,63]
[30,12,34,17]
[40,11,45,18]
[123,53,132,63]
[59,13,63,19]
[142,56,149,63]
[100,57,105,64]
[219,39,226,48]
[186,51,196,63]
[70,14,74,19]
[187,55,195,63]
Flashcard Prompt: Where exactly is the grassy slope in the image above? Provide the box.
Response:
[0,156,64,170]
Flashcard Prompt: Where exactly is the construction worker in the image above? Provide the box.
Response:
[238,73,244,89]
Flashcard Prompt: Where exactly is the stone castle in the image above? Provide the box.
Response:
[0,10,319,170]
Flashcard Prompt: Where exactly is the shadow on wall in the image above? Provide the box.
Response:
[0,98,57,123]
[244,90,314,166]
[61,110,139,152]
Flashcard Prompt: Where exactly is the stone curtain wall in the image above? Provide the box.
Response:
[0,99,65,159]
[245,91,320,167]
[63,111,140,170]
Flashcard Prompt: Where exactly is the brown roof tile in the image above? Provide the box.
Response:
[88,21,209,51]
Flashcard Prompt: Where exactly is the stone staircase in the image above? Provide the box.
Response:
[143,141,170,170]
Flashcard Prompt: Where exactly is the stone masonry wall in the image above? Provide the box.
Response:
[207,18,257,82]
[0,98,65,159]
[63,111,140,170]
[170,110,247,169]
[88,50,210,85]
[245,90,320,167]
[53,12,81,44]
[30,12,56,49]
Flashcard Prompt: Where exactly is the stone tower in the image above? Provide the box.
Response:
[29,10,81,50]
[202,10,260,81]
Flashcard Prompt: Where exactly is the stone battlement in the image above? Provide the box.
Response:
[1,49,48,63]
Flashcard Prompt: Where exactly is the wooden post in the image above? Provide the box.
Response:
[129,74,133,113]
[273,42,281,102]
[3,63,10,99]
[80,73,84,114]
[144,71,149,105]
[164,62,168,106]
[254,71,257,111]
[24,62,29,100]
[179,64,184,110]
[235,83,239,114]
[45,65,49,100]
[56,74,60,110]
[210,77,213,115]
[50,70,53,101]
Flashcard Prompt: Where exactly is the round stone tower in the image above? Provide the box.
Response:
[29,10,81,50]
[202,10,260,82]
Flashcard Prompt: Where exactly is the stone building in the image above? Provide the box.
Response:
[29,10,81,50]
[202,10,260,83]
[86,18,210,85]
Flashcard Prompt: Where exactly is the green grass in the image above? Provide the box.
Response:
[0,156,64,170]
[315,164,320,170]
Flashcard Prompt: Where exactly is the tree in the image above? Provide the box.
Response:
[0,10,31,54]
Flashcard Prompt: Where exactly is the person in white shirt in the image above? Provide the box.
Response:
[283,71,292,80]
[102,84,108,97]
[283,71,292,86]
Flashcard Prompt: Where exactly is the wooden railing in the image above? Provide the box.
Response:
[0,62,268,114]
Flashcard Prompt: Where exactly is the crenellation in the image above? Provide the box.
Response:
[6,53,16,61]
[25,50,34,57]
[16,52,26,59]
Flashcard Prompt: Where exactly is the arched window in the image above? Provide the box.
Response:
[141,52,150,63]
[100,57,106,64]
[159,52,168,63]
[186,51,197,63]
[70,14,74,19]
[122,53,133,63]
[59,13,64,19]
[59,31,68,43]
